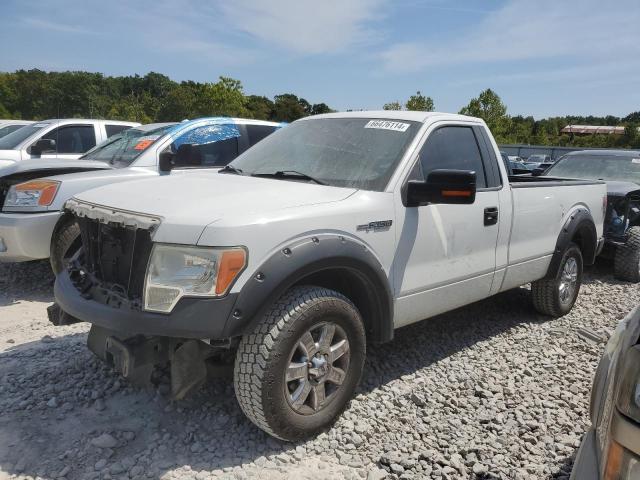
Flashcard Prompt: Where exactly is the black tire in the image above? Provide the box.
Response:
[614,226,640,283]
[234,285,366,441]
[50,219,81,274]
[531,242,583,317]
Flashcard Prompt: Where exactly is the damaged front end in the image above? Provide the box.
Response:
[51,199,236,398]
[86,325,234,399]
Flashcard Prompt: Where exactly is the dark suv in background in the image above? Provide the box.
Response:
[543,150,640,282]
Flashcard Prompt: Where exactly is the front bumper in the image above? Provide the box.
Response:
[0,211,60,262]
[54,269,239,339]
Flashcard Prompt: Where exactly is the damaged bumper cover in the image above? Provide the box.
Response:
[54,269,238,339]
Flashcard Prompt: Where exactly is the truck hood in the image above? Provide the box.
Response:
[43,167,159,210]
[0,158,111,179]
[72,172,357,243]
[605,180,640,197]
[0,150,23,167]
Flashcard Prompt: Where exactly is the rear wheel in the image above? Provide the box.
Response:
[234,286,366,441]
[614,226,640,283]
[532,242,583,317]
[50,219,81,274]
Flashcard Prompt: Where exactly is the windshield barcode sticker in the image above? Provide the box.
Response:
[364,120,410,132]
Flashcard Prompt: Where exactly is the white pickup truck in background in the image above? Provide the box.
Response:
[0,117,281,269]
[52,111,607,441]
[0,118,139,168]
[0,120,33,139]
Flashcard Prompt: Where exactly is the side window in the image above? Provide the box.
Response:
[418,126,487,188]
[246,125,277,147]
[171,124,240,167]
[42,125,96,154]
[105,124,131,138]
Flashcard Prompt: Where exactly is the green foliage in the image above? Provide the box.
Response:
[0,70,637,149]
[405,91,434,112]
[0,70,333,124]
[383,101,402,111]
[459,88,511,141]
[272,94,308,122]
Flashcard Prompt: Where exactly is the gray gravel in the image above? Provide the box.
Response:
[0,259,638,479]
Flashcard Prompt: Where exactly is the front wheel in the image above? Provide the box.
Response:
[614,226,640,283]
[50,219,81,275]
[234,286,366,441]
[531,242,583,317]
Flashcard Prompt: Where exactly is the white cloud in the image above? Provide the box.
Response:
[219,0,386,54]
[22,17,94,35]
[379,0,640,72]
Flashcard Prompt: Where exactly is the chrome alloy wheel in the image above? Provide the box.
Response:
[559,256,578,305]
[285,322,350,415]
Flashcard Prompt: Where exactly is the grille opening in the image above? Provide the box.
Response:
[73,214,153,303]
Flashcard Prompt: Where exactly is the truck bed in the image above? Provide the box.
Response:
[507,175,604,188]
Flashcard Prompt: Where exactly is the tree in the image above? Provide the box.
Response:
[272,94,308,122]
[459,88,511,142]
[203,76,248,117]
[311,103,333,115]
[383,101,402,111]
[245,95,274,120]
[405,91,434,112]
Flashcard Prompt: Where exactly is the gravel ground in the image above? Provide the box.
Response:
[0,259,638,480]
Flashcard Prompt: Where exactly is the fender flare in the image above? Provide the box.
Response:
[545,207,598,278]
[221,234,394,343]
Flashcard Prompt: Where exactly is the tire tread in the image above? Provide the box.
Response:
[234,285,356,440]
[614,226,640,283]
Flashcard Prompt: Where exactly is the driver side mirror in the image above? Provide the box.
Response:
[159,151,175,172]
[160,144,202,173]
[406,169,476,207]
[31,138,56,156]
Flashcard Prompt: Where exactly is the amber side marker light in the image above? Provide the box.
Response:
[16,180,60,206]
[441,190,472,198]
[605,441,624,480]
[215,249,247,295]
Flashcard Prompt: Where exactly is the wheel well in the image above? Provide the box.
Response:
[571,222,597,265]
[291,267,389,343]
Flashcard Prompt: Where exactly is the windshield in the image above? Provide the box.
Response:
[544,153,640,184]
[229,118,421,191]
[0,123,49,149]
[81,124,176,168]
[0,124,29,139]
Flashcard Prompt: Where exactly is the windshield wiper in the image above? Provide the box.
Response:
[219,165,244,175]
[252,170,327,185]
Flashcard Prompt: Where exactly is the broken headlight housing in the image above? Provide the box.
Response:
[144,244,246,313]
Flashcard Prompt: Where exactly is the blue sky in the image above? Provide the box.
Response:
[1,0,638,118]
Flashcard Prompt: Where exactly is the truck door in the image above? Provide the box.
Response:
[35,124,97,160]
[393,123,501,327]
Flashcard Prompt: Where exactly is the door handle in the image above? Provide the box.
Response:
[484,207,498,226]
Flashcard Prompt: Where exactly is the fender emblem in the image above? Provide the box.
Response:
[356,220,393,232]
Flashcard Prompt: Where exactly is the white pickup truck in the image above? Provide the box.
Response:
[0,120,33,139]
[0,118,139,168]
[52,111,607,441]
[0,118,281,269]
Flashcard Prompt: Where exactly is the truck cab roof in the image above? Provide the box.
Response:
[305,110,481,124]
